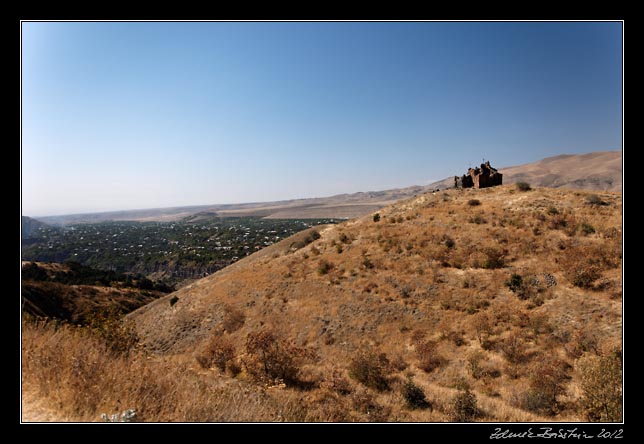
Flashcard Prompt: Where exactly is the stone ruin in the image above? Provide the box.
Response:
[454,161,503,189]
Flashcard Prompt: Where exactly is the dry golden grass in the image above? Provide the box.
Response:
[24,185,622,422]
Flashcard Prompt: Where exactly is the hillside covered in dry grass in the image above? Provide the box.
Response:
[23,185,622,422]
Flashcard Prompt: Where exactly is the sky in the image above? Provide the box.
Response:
[21,21,623,217]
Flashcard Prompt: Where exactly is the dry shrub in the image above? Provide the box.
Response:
[565,327,601,359]
[84,306,139,356]
[499,332,529,378]
[447,388,480,422]
[350,387,391,421]
[196,333,236,372]
[559,242,620,289]
[416,340,445,373]
[222,305,245,333]
[471,312,493,345]
[527,313,553,344]
[348,349,391,391]
[320,369,352,395]
[22,320,312,422]
[466,350,486,380]
[520,356,569,415]
[244,329,314,386]
[577,349,622,422]
[317,259,334,275]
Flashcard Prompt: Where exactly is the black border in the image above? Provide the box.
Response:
[17,17,625,438]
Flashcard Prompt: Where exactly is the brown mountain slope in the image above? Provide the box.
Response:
[501,151,622,191]
[430,151,622,192]
[130,185,622,422]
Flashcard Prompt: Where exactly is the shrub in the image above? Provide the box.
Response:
[169,296,179,306]
[468,199,481,206]
[290,230,321,250]
[401,379,430,409]
[499,333,527,365]
[361,256,374,270]
[516,182,531,191]
[467,350,486,380]
[585,194,607,206]
[350,388,391,421]
[469,214,486,224]
[578,222,596,236]
[348,349,391,391]
[222,306,245,333]
[577,349,622,422]
[196,334,235,372]
[373,213,380,222]
[443,236,455,249]
[521,357,569,415]
[548,215,569,230]
[244,330,312,385]
[482,247,505,269]
[317,260,334,275]
[569,266,602,289]
[547,206,560,215]
[339,233,351,244]
[448,388,479,422]
[416,340,444,373]
[505,273,524,294]
[84,307,139,356]
[323,370,352,395]
[471,312,493,345]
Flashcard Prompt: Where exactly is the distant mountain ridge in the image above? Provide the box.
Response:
[428,151,621,192]
[31,150,621,225]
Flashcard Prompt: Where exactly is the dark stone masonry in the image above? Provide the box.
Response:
[454,161,503,189]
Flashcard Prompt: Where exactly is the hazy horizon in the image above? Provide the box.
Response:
[22,21,623,217]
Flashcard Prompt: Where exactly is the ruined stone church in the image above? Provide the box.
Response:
[454,161,503,189]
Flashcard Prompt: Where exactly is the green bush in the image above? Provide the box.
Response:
[373,213,380,223]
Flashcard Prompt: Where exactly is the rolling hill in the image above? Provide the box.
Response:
[125,184,622,422]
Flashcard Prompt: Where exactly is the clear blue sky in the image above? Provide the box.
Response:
[22,21,622,217]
